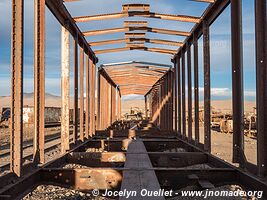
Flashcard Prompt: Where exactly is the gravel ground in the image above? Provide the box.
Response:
[22,185,114,200]
[63,163,90,169]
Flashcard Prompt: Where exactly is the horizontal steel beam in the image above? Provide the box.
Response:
[90,38,183,47]
[84,26,190,37]
[95,47,177,55]
[74,11,200,23]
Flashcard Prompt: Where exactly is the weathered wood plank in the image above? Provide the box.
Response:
[120,140,165,200]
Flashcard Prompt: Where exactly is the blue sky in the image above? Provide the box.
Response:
[0,0,256,101]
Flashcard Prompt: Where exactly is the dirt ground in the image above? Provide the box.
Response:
[197,126,257,165]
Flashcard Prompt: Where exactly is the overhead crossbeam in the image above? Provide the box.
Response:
[90,38,183,47]
[191,0,215,3]
[101,61,172,68]
[83,27,190,37]
[107,69,165,76]
[106,69,166,76]
[95,46,177,55]
[104,65,168,71]
[74,11,200,23]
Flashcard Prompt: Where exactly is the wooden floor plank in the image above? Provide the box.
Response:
[120,140,165,200]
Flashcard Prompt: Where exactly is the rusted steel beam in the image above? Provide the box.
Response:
[181,52,186,139]
[118,92,121,119]
[74,11,200,23]
[193,36,200,145]
[255,0,267,177]
[84,27,190,37]
[108,84,112,126]
[92,61,97,135]
[173,61,178,132]
[41,168,122,191]
[45,0,97,61]
[122,4,150,11]
[95,47,176,55]
[89,38,183,47]
[145,96,148,119]
[170,71,174,131]
[192,0,215,3]
[124,20,148,26]
[80,48,85,141]
[187,44,193,142]
[66,152,126,166]
[85,55,90,139]
[97,72,101,130]
[73,37,79,143]
[89,58,94,137]
[203,21,211,152]
[61,26,70,153]
[177,55,182,135]
[10,0,24,177]
[33,0,45,164]
[231,0,244,165]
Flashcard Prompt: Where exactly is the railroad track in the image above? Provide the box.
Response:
[0,134,62,169]
[0,128,75,169]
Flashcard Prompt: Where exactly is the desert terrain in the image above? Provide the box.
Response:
[0,94,257,166]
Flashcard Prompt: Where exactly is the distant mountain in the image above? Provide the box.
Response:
[4,92,61,99]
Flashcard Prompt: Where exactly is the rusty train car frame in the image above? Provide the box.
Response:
[0,0,266,199]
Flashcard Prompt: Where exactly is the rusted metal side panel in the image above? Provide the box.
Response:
[193,36,200,145]
[255,0,267,177]
[10,0,24,177]
[80,48,85,141]
[73,36,79,143]
[85,54,90,139]
[33,0,45,164]
[187,44,192,142]
[231,0,244,165]
[61,25,70,153]
[203,20,211,153]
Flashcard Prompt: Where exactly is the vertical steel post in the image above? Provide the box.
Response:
[177,55,182,135]
[170,71,174,131]
[85,55,90,139]
[61,25,70,153]
[92,61,96,135]
[194,35,200,145]
[145,95,148,119]
[79,48,84,141]
[231,0,244,164]
[33,0,45,164]
[97,72,101,130]
[181,51,186,139]
[174,61,178,132]
[203,20,211,152]
[187,44,193,141]
[10,0,24,176]
[89,58,94,137]
[255,0,267,177]
[73,36,78,143]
